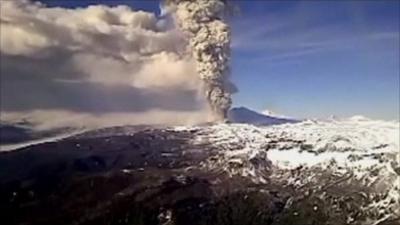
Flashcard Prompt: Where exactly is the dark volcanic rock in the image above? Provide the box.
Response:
[0,127,218,225]
[0,126,398,225]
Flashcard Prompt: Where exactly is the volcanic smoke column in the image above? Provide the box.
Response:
[164,0,234,121]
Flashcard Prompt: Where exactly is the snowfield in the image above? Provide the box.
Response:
[186,116,399,173]
[174,116,400,224]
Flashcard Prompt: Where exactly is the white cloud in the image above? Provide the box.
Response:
[0,0,210,127]
[0,0,196,88]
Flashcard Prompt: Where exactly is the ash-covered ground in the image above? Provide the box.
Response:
[0,115,399,225]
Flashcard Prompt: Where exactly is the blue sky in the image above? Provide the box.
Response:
[40,0,399,120]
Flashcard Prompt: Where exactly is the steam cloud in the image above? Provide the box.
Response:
[163,0,236,121]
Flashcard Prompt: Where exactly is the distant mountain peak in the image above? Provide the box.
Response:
[228,107,299,126]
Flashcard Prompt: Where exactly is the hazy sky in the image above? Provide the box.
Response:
[4,0,400,121]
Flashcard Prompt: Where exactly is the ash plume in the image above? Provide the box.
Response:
[0,0,209,127]
[163,0,236,121]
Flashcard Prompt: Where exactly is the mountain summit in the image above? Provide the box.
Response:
[228,107,299,125]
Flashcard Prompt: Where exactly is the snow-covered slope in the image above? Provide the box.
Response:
[174,117,400,224]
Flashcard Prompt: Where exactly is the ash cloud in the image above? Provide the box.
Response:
[0,0,212,127]
[163,0,237,121]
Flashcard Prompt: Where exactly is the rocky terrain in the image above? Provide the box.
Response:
[0,116,399,225]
